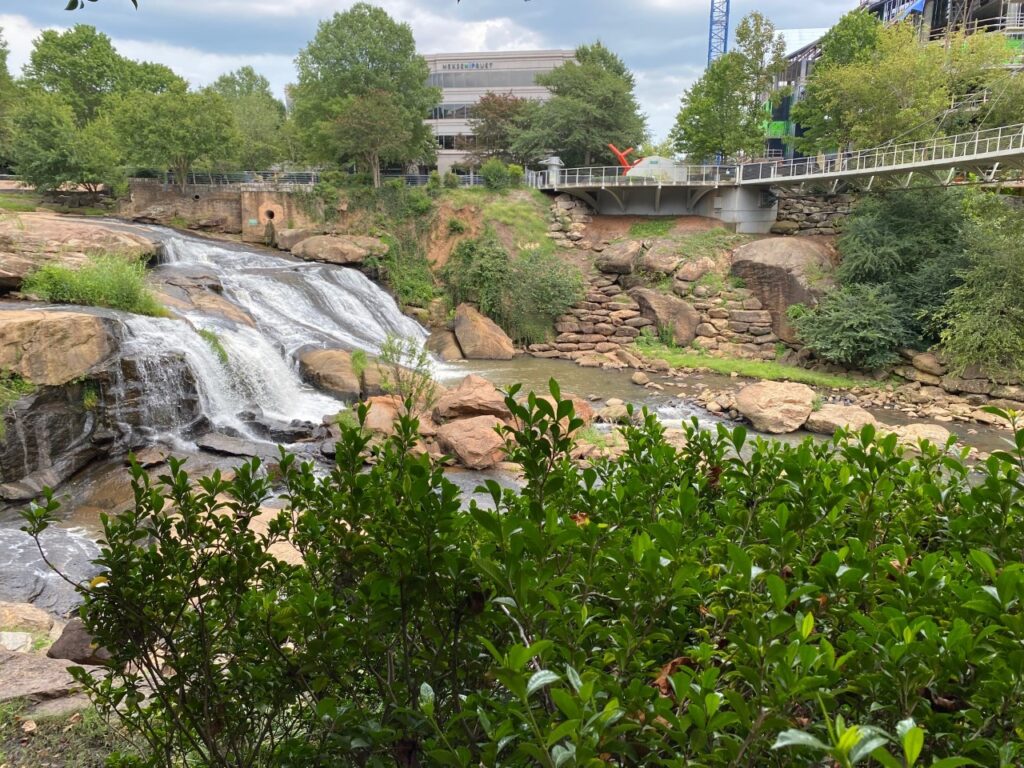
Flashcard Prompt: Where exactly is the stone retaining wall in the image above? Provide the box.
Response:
[771,187,855,236]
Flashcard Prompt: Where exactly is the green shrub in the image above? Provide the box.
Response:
[197,329,229,366]
[426,170,442,193]
[447,218,467,236]
[837,187,967,343]
[479,158,512,190]
[374,233,437,308]
[506,163,525,187]
[21,253,166,317]
[442,229,583,344]
[350,349,368,378]
[443,172,461,189]
[0,371,35,438]
[23,388,1024,767]
[789,284,911,370]
[941,194,1024,378]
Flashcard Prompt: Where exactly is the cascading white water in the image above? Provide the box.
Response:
[107,229,431,440]
[159,234,426,355]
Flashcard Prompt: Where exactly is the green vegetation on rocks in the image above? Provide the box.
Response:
[197,329,229,366]
[22,253,166,316]
[22,389,1024,766]
[0,371,35,438]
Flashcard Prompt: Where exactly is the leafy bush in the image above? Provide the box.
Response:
[789,284,912,370]
[24,389,1024,767]
[507,163,525,187]
[941,194,1024,378]
[837,188,967,343]
[447,217,467,236]
[443,171,461,189]
[374,233,437,308]
[480,158,512,190]
[21,253,166,316]
[443,230,583,343]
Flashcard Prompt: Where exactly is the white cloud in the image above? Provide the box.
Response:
[0,14,60,76]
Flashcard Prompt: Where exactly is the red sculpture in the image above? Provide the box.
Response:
[608,143,642,175]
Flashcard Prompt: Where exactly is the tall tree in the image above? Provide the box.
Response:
[208,66,287,170]
[670,53,758,161]
[111,89,238,190]
[10,90,121,193]
[671,12,785,161]
[468,92,537,165]
[291,3,438,178]
[328,91,413,188]
[0,28,15,169]
[517,42,646,167]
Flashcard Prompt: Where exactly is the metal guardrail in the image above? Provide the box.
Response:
[132,171,487,190]
[539,122,1024,190]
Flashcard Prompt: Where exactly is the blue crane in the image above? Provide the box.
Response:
[708,0,730,65]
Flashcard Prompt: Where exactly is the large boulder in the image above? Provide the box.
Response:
[638,243,682,276]
[894,423,952,449]
[291,235,388,266]
[675,256,716,283]
[275,228,320,251]
[0,310,113,387]
[435,374,511,420]
[426,330,464,362]
[0,213,157,293]
[629,288,700,346]
[453,304,515,360]
[299,349,362,401]
[47,618,111,666]
[436,415,506,470]
[730,238,835,344]
[805,404,878,435]
[0,602,54,634]
[735,381,816,433]
[0,528,100,617]
[595,240,643,274]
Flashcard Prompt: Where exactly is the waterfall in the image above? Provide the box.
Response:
[110,229,430,441]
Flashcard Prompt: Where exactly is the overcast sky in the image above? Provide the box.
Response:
[0,0,855,140]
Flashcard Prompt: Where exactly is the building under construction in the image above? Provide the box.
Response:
[767,0,1024,158]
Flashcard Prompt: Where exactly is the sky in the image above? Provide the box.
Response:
[0,0,856,140]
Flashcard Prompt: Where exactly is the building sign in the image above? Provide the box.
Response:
[441,61,495,71]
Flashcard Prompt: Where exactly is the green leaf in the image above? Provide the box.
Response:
[772,730,829,751]
[800,612,815,640]
[419,682,435,717]
[902,725,924,767]
[969,549,997,580]
[526,670,561,697]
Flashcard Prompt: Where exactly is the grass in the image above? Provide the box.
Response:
[576,425,612,448]
[198,329,229,366]
[635,337,877,389]
[676,228,749,261]
[0,699,140,768]
[629,219,675,238]
[22,253,168,317]
[350,349,369,378]
[0,371,36,439]
[443,188,554,257]
[0,193,42,213]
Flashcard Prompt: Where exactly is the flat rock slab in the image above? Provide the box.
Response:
[195,433,277,460]
[0,649,102,704]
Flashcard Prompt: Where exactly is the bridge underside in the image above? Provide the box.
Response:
[558,185,778,234]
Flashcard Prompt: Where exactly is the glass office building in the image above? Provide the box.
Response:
[424,50,575,173]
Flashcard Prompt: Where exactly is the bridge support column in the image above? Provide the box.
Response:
[704,187,777,234]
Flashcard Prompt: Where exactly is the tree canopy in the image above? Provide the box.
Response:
[671,12,785,161]
[208,66,287,170]
[468,92,538,165]
[515,42,646,167]
[291,3,438,179]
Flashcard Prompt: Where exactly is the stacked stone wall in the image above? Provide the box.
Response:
[771,188,855,236]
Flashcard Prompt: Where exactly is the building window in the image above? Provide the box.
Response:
[427,69,547,89]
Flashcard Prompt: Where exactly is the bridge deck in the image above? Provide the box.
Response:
[536,122,1024,191]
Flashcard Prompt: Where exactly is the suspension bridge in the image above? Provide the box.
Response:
[531,121,1024,232]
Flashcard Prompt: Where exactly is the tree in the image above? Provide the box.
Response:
[0,28,15,169]
[208,66,287,170]
[23,24,186,125]
[516,42,646,167]
[671,12,785,161]
[328,91,414,187]
[291,3,438,173]
[10,90,121,193]
[111,89,238,190]
[468,92,537,165]
[671,53,758,161]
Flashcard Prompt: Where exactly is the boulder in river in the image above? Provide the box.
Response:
[275,228,320,251]
[735,381,816,433]
[299,349,362,401]
[0,528,101,617]
[434,375,511,421]
[805,404,878,436]
[436,415,506,470]
[453,304,515,360]
[291,235,388,266]
[195,433,276,460]
[0,310,113,387]
[426,330,464,362]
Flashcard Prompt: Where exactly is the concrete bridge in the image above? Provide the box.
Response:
[533,122,1024,233]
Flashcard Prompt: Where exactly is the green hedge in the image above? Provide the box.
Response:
[23,388,1024,767]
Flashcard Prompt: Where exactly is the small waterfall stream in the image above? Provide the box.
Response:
[117,229,430,440]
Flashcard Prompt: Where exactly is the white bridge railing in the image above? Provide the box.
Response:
[538,122,1024,190]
